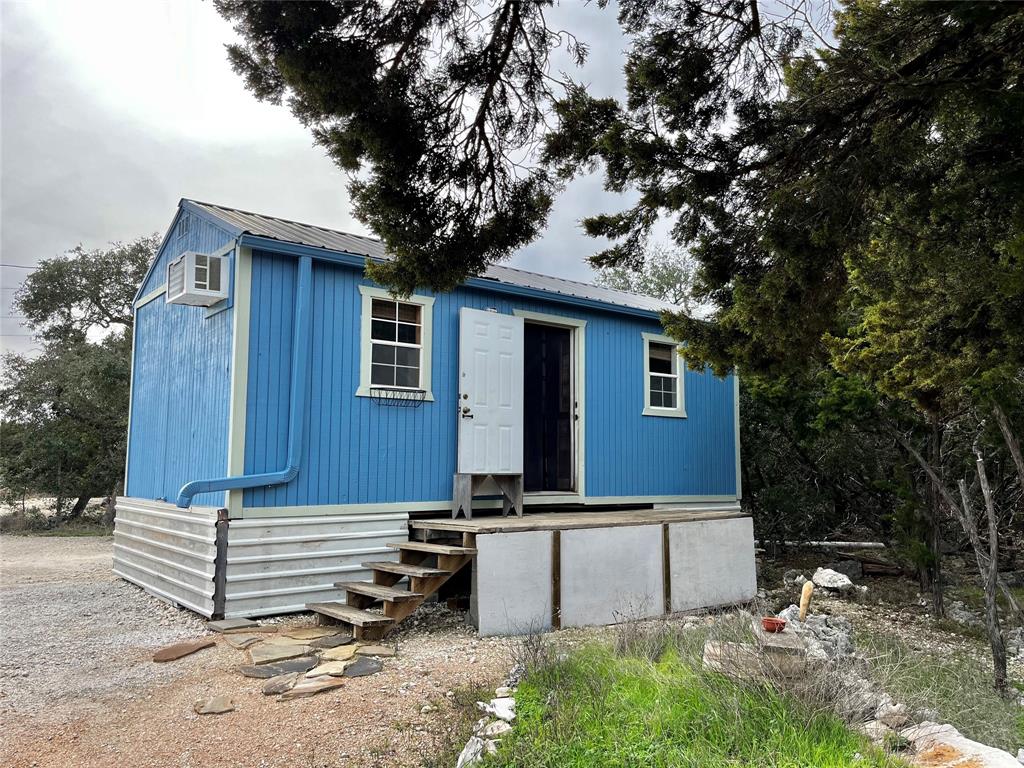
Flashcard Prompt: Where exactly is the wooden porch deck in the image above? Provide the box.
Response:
[409,507,745,535]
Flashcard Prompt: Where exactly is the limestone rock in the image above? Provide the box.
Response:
[153,637,215,662]
[305,660,352,677]
[320,644,359,662]
[811,567,855,594]
[836,677,890,723]
[901,722,1020,767]
[783,569,807,587]
[456,736,486,768]
[262,673,299,695]
[859,720,892,744]
[875,701,910,729]
[309,632,353,649]
[477,697,516,722]
[281,626,340,641]
[249,643,312,665]
[224,633,263,650]
[342,657,383,677]
[477,720,512,738]
[237,656,319,678]
[948,600,983,628]
[193,694,234,715]
[825,560,863,581]
[356,644,396,657]
[495,686,512,698]
[206,618,257,633]
[262,635,318,648]
[279,676,345,700]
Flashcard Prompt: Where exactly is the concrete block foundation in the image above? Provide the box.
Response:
[470,515,756,636]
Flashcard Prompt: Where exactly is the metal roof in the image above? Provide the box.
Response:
[185,199,675,315]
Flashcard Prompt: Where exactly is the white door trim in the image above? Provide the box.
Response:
[513,309,586,497]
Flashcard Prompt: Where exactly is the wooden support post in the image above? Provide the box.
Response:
[452,473,473,519]
[212,508,229,619]
[453,472,523,519]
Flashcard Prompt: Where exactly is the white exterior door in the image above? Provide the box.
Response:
[457,308,524,475]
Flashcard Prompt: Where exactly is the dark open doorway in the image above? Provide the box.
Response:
[523,323,574,493]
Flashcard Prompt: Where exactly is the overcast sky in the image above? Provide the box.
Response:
[1,0,631,356]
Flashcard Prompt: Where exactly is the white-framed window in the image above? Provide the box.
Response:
[642,332,686,418]
[357,285,434,400]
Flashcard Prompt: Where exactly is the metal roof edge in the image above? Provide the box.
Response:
[238,235,666,321]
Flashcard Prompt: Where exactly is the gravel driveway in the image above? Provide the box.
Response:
[0,535,509,768]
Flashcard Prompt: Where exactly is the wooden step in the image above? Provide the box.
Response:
[362,560,449,578]
[387,541,477,556]
[336,581,421,602]
[306,602,394,627]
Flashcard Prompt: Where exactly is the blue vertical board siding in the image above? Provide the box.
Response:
[125,213,235,506]
[126,292,233,506]
[242,251,738,509]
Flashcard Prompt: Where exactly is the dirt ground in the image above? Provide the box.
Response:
[0,535,510,768]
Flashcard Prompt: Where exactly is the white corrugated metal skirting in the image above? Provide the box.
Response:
[113,497,219,616]
[221,511,409,618]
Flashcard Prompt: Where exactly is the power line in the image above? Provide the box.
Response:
[0,264,36,269]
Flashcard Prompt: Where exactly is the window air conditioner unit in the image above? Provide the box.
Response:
[166,251,227,306]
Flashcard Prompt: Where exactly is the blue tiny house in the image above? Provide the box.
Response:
[115,200,751,623]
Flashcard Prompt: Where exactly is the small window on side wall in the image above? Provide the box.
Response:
[642,333,686,418]
[358,286,435,401]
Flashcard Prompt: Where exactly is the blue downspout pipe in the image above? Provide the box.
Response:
[176,255,313,508]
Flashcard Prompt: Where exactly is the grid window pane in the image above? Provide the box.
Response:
[396,323,420,344]
[395,366,419,388]
[651,374,674,393]
[371,319,397,341]
[662,391,676,409]
[372,344,396,364]
[397,303,420,323]
[395,346,419,367]
[371,364,395,386]
[650,390,664,408]
[372,299,397,320]
[208,260,220,291]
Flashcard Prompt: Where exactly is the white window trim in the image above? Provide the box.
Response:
[642,331,686,418]
[357,284,435,401]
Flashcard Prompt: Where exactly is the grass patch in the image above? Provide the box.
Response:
[485,629,905,768]
[858,628,1023,751]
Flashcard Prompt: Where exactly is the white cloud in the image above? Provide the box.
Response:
[1,0,639,358]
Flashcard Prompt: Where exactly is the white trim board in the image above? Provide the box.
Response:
[225,245,252,516]
[513,309,587,498]
[123,306,140,491]
[239,494,740,519]
[641,331,687,419]
[134,285,166,309]
[356,284,436,401]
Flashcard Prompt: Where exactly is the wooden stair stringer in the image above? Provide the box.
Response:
[306,528,475,641]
